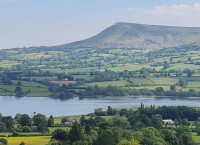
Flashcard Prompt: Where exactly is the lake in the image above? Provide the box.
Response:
[0,96,200,117]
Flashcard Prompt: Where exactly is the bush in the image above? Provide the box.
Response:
[0,138,7,145]
[31,126,37,132]
[12,131,19,137]
[22,126,31,132]
[19,142,25,145]
[52,129,68,141]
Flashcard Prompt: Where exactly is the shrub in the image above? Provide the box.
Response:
[12,131,19,137]
[22,126,31,132]
[0,138,7,145]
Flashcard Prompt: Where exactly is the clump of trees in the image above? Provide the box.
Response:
[49,105,197,145]
[0,113,54,134]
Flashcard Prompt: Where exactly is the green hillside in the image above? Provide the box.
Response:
[61,22,200,49]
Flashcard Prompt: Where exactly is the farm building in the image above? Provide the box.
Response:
[163,119,174,124]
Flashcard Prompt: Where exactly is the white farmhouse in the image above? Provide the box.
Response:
[163,119,174,124]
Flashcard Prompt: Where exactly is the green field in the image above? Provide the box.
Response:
[0,60,20,68]
[84,80,128,87]
[150,77,178,86]
[0,81,51,97]
[129,78,154,86]
[23,76,57,81]
[49,127,70,133]
[110,64,152,72]
[4,136,50,145]
[168,63,200,71]
[192,132,200,144]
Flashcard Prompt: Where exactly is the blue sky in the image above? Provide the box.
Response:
[1,0,200,49]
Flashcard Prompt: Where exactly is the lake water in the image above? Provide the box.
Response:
[0,96,200,117]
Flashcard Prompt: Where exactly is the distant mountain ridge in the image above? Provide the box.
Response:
[58,22,200,49]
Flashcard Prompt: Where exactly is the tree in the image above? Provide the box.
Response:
[109,115,130,129]
[52,129,68,141]
[177,79,187,87]
[1,77,12,85]
[196,121,200,135]
[107,106,117,116]
[15,86,22,92]
[95,117,105,125]
[176,126,194,145]
[37,121,49,133]
[161,129,179,145]
[80,115,86,126]
[19,142,25,145]
[15,113,22,122]
[94,108,107,116]
[0,122,6,132]
[170,85,176,91]
[96,127,121,145]
[182,118,190,126]
[0,138,7,145]
[174,119,180,128]
[33,114,48,133]
[48,115,54,127]
[12,131,19,137]
[155,87,164,96]
[141,127,166,145]
[186,69,194,77]
[163,61,170,69]
[151,114,163,129]
[85,124,92,135]
[2,116,14,131]
[188,57,192,61]
[196,127,200,136]
[20,114,31,126]
[15,86,24,97]
[33,114,46,126]
[0,113,2,121]
[17,82,22,86]
[68,122,82,143]
[22,126,31,132]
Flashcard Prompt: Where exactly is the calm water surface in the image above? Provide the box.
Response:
[0,96,200,117]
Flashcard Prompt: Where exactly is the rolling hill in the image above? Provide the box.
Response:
[58,22,200,50]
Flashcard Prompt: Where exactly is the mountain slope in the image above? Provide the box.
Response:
[60,22,200,49]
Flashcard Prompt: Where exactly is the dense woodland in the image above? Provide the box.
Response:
[1,106,200,144]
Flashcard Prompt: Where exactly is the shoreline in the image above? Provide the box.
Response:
[0,95,200,100]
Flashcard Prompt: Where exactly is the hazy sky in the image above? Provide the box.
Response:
[1,0,200,49]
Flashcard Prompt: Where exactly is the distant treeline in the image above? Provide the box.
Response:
[49,84,200,99]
